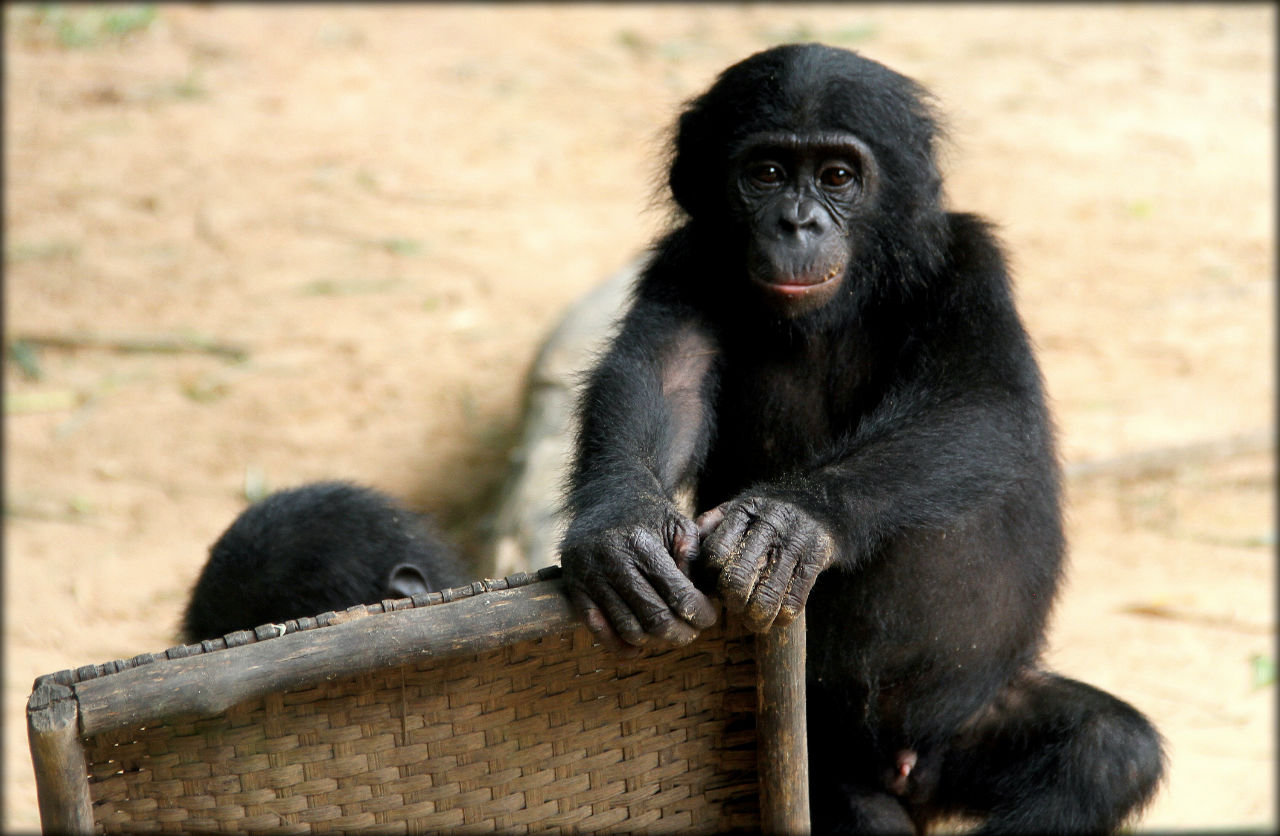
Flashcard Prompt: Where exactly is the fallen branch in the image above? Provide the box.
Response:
[1118,602,1273,635]
[8,332,248,362]
[1065,429,1272,483]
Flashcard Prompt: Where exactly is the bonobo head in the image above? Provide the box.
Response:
[669,44,948,317]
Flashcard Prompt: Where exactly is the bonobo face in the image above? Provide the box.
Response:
[729,131,878,318]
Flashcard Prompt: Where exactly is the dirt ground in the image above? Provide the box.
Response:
[4,4,1273,831]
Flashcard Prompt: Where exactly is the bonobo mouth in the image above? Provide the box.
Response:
[750,262,846,298]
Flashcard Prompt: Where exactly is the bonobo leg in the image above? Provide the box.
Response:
[811,781,917,835]
[809,728,923,835]
[933,671,1165,834]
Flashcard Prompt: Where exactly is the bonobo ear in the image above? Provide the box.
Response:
[668,104,717,219]
[386,563,432,598]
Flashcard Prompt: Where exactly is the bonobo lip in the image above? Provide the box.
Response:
[751,263,845,297]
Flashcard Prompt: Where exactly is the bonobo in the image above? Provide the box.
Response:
[559,44,1163,833]
[182,481,469,643]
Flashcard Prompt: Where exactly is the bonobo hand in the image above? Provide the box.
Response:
[696,496,836,632]
[561,497,719,655]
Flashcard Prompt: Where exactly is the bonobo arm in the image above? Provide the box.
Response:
[560,292,722,651]
[702,218,1059,630]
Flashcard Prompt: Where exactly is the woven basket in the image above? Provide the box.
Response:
[28,568,808,834]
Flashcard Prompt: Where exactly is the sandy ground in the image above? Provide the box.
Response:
[3,4,1273,831]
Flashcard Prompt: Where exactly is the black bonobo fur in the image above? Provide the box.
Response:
[182,482,469,643]
[558,44,1163,833]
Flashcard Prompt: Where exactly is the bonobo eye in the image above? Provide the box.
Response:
[747,162,785,186]
[819,164,857,189]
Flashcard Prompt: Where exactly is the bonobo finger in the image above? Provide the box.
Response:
[593,581,650,649]
[615,578,700,645]
[665,516,718,628]
[582,604,630,655]
[614,536,710,643]
[652,611,701,646]
[701,503,753,571]
[777,528,835,624]
[647,565,719,631]
[772,584,801,628]
[569,590,639,657]
[695,504,727,539]
[718,515,774,609]
[744,533,803,632]
[671,517,700,576]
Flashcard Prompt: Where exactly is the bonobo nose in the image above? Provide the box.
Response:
[778,200,824,236]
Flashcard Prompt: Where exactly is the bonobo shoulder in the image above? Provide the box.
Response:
[633,225,718,306]
[933,211,1019,307]
[943,212,1008,276]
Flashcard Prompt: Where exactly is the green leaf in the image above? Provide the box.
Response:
[8,340,43,381]
[243,466,269,504]
[1250,654,1276,689]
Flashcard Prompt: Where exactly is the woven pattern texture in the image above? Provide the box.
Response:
[83,622,759,833]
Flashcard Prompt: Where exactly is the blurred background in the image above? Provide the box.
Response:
[4,4,1272,830]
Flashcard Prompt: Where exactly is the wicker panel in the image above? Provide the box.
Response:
[81,622,759,834]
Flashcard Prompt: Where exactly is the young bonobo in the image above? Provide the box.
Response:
[183,482,469,643]
[559,44,1164,833]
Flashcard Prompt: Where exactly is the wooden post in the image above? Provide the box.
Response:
[27,681,94,835]
[756,611,810,834]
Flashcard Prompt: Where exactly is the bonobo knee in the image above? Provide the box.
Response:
[967,674,1165,833]
[1088,700,1165,823]
[813,784,915,836]
[1064,693,1166,830]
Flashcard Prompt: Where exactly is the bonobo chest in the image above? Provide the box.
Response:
[701,332,874,502]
